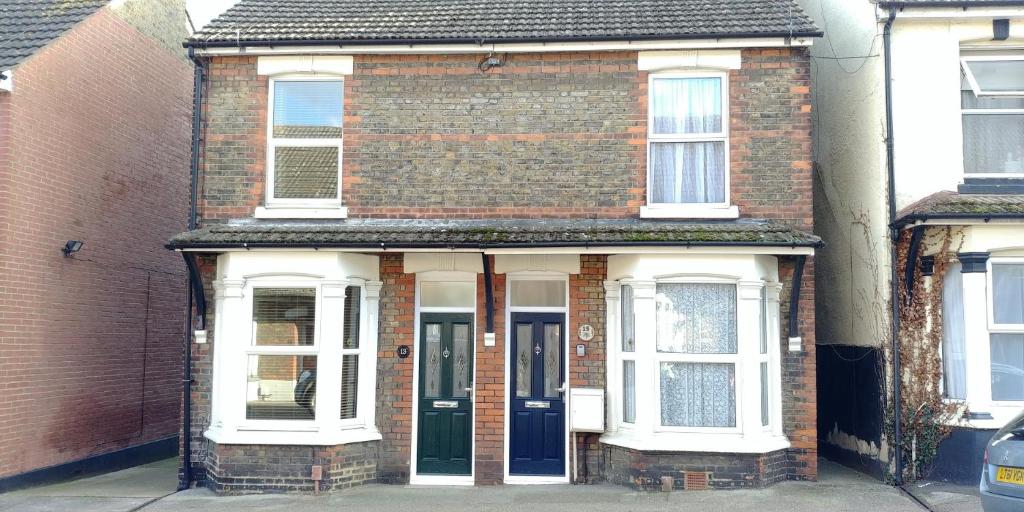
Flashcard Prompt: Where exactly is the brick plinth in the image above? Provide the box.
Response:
[602,444,788,490]
[205,441,379,494]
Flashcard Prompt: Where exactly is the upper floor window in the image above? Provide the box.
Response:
[961,55,1024,176]
[647,73,728,207]
[267,78,344,206]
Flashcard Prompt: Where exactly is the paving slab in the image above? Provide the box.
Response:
[0,458,178,512]
[906,480,983,512]
[142,460,926,512]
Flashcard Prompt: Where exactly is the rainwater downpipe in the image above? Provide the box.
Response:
[178,46,205,491]
[883,6,904,487]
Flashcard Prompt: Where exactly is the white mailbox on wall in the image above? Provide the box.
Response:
[569,388,605,433]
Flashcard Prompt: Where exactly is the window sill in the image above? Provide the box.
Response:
[941,400,1021,430]
[600,430,789,454]
[640,205,739,220]
[204,425,381,446]
[255,206,348,219]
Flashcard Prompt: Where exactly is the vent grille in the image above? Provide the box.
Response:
[683,471,710,491]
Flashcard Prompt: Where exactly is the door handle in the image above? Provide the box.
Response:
[465,387,473,397]
[557,383,566,394]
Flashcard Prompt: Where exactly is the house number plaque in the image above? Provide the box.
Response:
[578,324,594,341]
[397,345,410,358]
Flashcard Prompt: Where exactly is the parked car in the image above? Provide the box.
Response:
[982,410,1024,511]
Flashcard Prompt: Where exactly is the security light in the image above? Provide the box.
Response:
[62,240,83,257]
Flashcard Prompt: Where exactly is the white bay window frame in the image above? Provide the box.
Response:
[206,257,381,446]
[260,75,347,218]
[641,70,738,220]
[603,257,786,453]
[985,259,1024,405]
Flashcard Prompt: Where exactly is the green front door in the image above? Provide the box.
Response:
[416,313,474,475]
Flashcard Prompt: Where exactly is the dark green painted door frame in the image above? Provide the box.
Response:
[416,312,474,476]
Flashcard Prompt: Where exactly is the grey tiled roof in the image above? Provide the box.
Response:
[895,191,1024,226]
[188,0,820,47]
[0,0,107,70]
[167,218,822,249]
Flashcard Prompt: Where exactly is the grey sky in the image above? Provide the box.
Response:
[186,0,240,32]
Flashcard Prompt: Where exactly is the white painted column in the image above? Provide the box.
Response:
[738,280,763,435]
[603,280,621,432]
[631,281,657,431]
[362,280,383,432]
[962,270,992,408]
[767,282,785,438]
[212,278,246,432]
[319,280,350,433]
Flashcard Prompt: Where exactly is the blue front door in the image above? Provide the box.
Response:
[509,312,566,476]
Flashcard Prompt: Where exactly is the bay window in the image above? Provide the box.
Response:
[643,72,736,219]
[960,55,1024,176]
[207,252,382,446]
[604,257,786,453]
[267,78,344,207]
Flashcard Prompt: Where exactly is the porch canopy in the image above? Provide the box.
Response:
[166,218,821,251]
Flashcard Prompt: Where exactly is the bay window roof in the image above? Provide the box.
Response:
[187,0,820,48]
[894,191,1024,227]
[166,218,821,250]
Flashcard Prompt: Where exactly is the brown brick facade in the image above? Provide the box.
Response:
[197,48,812,224]
[603,444,788,490]
[376,253,416,483]
[0,6,191,479]
[205,440,378,494]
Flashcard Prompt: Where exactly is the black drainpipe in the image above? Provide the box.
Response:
[178,46,205,491]
[883,6,904,487]
[481,253,495,334]
[904,226,925,304]
[789,255,807,339]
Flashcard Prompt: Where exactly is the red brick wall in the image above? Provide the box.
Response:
[474,261,506,484]
[376,254,415,482]
[0,8,192,478]
[197,48,812,225]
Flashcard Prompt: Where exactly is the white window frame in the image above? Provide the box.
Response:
[603,269,786,453]
[264,75,345,210]
[960,55,1024,178]
[641,71,737,219]
[652,277,742,434]
[207,271,381,446]
[986,258,1024,405]
[619,284,637,429]
[961,55,1024,97]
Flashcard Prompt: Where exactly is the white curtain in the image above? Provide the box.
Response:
[942,263,967,400]
[660,362,736,428]
[650,77,725,204]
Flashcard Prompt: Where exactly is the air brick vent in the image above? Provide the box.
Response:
[683,471,710,491]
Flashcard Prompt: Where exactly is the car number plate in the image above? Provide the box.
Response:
[996,466,1024,485]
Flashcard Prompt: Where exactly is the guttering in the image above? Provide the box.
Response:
[883,6,904,487]
[893,211,1024,228]
[177,47,206,492]
[166,239,824,251]
[184,31,823,51]
[880,0,1024,6]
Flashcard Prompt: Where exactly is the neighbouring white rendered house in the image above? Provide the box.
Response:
[803,0,1024,485]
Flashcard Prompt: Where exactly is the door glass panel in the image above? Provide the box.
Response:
[452,324,471,398]
[543,323,561,398]
[516,323,533,398]
[421,281,475,308]
[510,280,567,307]
[424,323,442,398]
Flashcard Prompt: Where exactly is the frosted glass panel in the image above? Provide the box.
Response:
[621,285,635,352]
[660,362,735,428]
[991,334,1024,401]
[992,264,1024,324]
[543,323,561,398]
[964,60,1024,93]
[424,324,442,398]
[510,280,566,307]
[962,114,1024,174]
[622,360,636,423]
[452,324,471,398]
[421,281,475,308]
[516,324,533,398]
[655,283,737,354]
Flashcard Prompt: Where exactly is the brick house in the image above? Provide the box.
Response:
[805,0,1024,487]
[171,0,822,493]
[0,0,192,491]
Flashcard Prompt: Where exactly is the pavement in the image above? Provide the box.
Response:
[0,457,985,512]
[905,479,983,512]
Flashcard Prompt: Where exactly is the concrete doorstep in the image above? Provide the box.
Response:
[0,458,975,512]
